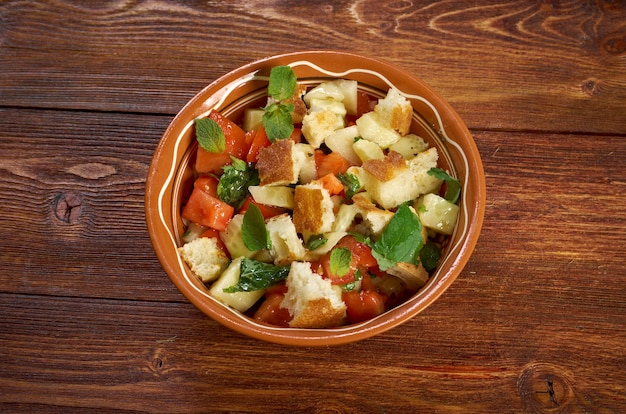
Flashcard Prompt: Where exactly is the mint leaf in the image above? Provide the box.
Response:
[241,203,271,251]
[372,204,423,271]
[262,103,294,142]
[195,117,225,153]
[338,173,361,198]
[217,157,259,208]
[342,269,363,291]
[428,167,461,204]
[223,258,289,293]
[420,241,441,272]
[268,66,297,101]
[306,234,328,251]
[330,247,352,277]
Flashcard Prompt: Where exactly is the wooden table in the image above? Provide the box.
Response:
[1,1,625,412]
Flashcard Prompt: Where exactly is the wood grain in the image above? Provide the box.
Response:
[1,0,625,412]
[1,1,625,133]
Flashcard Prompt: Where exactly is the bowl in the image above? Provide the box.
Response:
[145,51,485,346]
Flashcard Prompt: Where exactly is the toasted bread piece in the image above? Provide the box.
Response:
[352,193,394,236]
[289,84,308,124]
[256,139,298,186]
[292,183,335,235]
[178,237,229,283]
[362,150,407,182]
[374,88,413,136]
[301,109,344,149]
[281,261,347,328]
[362,147,442,209]
[266,214,306,266]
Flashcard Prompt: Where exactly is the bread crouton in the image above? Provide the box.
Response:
[293,183,335,236]
[256,139,299,186]
[352,193,394,236]
[293,143,317,184]
[178,236,230,283]
[280,261,347,328]
[288,84,308,124]
[301,109,344,149]
[362,147,442,210]
[374,88,413,136]
[362,150,407,181]
[266,214,306,266]
[355,111,400,149]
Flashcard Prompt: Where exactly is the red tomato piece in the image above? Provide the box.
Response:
[238,196,286,219]
[289,127,302,143]
[193,175,219,198]
[342,290,385,324]
[316,173,344,196]
[208,111,249,159]
[356,90,375,117]
[335,235,377,269]
[315,150,352,178]
[195,111,250,174]
[321,248,359,286]
[195,149,231,175]
[253,293,292,327]
[246,125,271,163]
[181,187,234,232]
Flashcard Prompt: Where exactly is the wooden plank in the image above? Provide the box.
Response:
[0,108,180,302]
[0,293,624,412]
[1,1,625,133]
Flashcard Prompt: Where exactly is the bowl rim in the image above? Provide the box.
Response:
[145,50,486,346]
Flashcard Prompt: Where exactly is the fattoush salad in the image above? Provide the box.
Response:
[177,66,461,328]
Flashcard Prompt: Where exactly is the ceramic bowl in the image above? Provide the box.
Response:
[145,51,485,346]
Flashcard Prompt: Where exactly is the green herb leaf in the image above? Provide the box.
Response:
[427,167,461,204]
[217,157,259,208]
[306,234,328,251]
[262,103,295,142]
[195,117,225,153]
[338,173,362,198]
[419,241,441,272]
[241,203,271,251]
[330,247,352,277]
[372,204,424,271]
[268,66,297,101]
[342,269,363,291]
[223,258,289,293]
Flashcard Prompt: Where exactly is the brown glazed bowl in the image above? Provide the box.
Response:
[145,51,486,346]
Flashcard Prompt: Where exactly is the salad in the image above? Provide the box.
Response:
[177,66,461,328]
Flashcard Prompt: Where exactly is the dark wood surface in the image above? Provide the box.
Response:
[1,1,625,412]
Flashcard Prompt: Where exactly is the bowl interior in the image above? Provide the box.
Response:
[145,51,485,346]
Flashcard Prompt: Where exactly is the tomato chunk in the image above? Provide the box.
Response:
[342,290,385,324]
[181,187,234,231]
[195,111,250,174]
[193,175,219,198]
[316,173,344,196]
[253,293,292,327]
[335,235,377,269]
[321,248,359,286]
[246,126,271,163]
[315,150,352,178]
